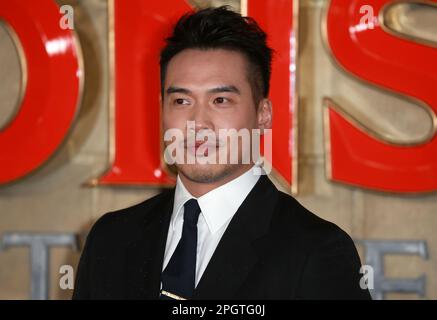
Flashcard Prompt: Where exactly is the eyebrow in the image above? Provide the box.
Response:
[166,86,191,95]
[208,85,240,95]
[165,85,241,95]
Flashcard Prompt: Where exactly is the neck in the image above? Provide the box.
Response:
[179,164,253,198]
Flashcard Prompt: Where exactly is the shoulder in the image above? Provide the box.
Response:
[272,191,354,249]
[86,189,173,245]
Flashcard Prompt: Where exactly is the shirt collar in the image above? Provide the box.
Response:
[171,166,261,234]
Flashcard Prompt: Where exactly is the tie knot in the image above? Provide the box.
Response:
[183,199,201,224]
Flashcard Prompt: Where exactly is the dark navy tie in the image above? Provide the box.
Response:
[160,198,201,300]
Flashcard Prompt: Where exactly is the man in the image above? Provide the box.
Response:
[73,6,371,300]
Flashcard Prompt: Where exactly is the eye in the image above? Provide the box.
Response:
[213,97,229,104]
[174,98,190,105]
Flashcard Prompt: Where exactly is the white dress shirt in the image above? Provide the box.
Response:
[162,166,261,287]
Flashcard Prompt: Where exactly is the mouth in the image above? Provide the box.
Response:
[185,141,220,157]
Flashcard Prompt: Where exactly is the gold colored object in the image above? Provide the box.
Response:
[160,290,187,300]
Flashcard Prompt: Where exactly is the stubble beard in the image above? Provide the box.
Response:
[176,163,238,184]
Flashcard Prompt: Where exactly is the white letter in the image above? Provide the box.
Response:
[218,128,250,164]
[59,265,74,290]
[196,129,217,164]
[360,265,374,290]
[252,128,272,175]
[164,128,185,165]
[359,5,375,29]
[186,121,196,164]
[59,5,74,30]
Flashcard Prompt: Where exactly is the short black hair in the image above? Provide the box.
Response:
[160,6,273,104]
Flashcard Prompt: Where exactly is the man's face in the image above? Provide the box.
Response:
[162,48,270,184]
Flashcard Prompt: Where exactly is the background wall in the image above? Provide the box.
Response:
[0,0,436,299]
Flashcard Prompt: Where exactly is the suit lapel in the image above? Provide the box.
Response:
[123,175,279,300]
[125,189,174,299]
[192,175,278,299]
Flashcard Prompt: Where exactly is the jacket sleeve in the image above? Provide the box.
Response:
[72,212,111,300]
[72,225,95,300]
[297,224,372,300]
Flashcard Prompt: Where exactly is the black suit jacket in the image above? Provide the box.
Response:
[72,175,371,299]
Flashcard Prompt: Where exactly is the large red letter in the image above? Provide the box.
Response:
[325,0,437,193]
[248,0,298,193]
[0,0,83,184]
[93,0,191,186]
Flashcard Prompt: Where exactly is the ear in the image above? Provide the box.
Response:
[257,98,273,132]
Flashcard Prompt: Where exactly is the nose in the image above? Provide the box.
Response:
[188,102,214,133]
